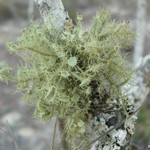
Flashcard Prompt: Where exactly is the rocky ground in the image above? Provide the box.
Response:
[0,0,150,150]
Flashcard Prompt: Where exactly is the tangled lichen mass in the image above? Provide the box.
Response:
[0,10,134,147]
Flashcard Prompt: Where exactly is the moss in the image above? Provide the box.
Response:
[0,10,134,148]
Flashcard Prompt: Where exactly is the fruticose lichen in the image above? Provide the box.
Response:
[0,10,134,148]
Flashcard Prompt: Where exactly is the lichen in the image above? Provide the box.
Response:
[0,10,134,148]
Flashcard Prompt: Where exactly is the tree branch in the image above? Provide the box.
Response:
[34,0,70,31]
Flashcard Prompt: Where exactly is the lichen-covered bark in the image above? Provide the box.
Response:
[90,56,150,150]
[34,0,70,31]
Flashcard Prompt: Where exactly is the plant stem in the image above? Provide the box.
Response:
[52,118,58,150]
[58,119,70,150]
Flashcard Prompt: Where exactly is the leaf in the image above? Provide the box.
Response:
[68,57,77,67]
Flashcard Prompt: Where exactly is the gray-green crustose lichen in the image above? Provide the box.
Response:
[0,10,134,147]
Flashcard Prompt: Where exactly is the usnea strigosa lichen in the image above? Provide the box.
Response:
[0,10,135,148]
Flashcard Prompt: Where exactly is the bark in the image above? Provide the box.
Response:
[34,0,70,31]
[90,56,150,150]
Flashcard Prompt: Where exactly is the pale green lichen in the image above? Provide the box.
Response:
[0,10,134,148]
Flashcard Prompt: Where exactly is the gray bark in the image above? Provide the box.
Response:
[34,0,70,31]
